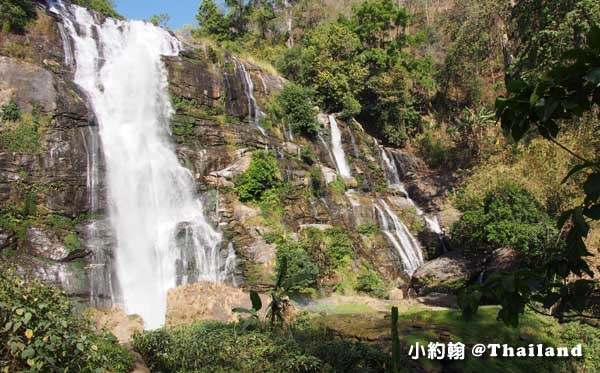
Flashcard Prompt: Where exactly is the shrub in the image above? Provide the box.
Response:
[0,270,133,372]
[451,183,557,257]
[276,239,319,293]
[322,228,354,269]
[309,166,325,198]
[1,99,21,121]
[300,145,317,165]
[0,0,36,34]
[355,266,388,299]
[133,322,323,372]
[235,150,281,202]
[276,83,319,137]
[0,110,44,153]
[64,232,82,252]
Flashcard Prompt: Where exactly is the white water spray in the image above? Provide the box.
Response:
[232,57,267,136]
[375,200,424,275]
[379,145,442,234]
[329,115,351,178]
[54,2,229,328]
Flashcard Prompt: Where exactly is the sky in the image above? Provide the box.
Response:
[113,0,204,29]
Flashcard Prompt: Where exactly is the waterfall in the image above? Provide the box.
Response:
[232,57,267,136]
[375,200,423,275]
[53,2,229,329]
[329,115,351,178]
[379,145,442,234]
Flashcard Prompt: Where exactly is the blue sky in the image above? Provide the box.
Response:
[114,0,206,29]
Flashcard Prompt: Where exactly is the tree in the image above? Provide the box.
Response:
[0,0,36,34]
[459,26,600,326]
[149,13,170,28]
[196,0,230,40]
[350,0,408,50]
[275,83,319,137]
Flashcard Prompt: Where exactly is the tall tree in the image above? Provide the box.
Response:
[196,0,230,40]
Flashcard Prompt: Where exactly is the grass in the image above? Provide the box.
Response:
[311,303,376,315]
[312,305,597,372]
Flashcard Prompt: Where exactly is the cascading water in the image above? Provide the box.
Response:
[53,2,229,328]
[374,200,424,275]
[232,57,267,136]
[329,115,352,178]
[379,145,442,234]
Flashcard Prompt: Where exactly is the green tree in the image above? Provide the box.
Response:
[0,0,36,34]
[149,13,170,28]
[196,0,230,40]
[452,183,556,257]
[459,26,600,326]
[275,83,319,136]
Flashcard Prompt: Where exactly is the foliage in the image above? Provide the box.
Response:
[0,110,44,153]
[133,322,322,372]
[235,150,281,202]
[0,270,133,372]
[196,0,230,41]
[275,239,319,293]
[452,183,556,257]
[133,319,387,373]
[302,228,354,272]
[72,0,122,19]
[63,232,82,252]
[355,266,388,299]
[1,99,21,122]
[308,166,324,198]
[438,0,509,105]
[276,83,319,137]
[510,0,600,78]
[356,221,378,235]
[0,0,36,34]
[460,26,600,326]
[300,144,316,165]
[149,13,170,28]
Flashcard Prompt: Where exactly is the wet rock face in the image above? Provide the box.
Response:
[0,12,102,300]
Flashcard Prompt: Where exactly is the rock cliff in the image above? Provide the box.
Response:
[0,5,449,309]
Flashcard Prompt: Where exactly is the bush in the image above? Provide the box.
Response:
[276,239,320,293]
[276,83,319,137]
[0,0,36,34]
[0,270,133,372]
[322,228,354,269]
[133,322,323,372]
[1,99,21,121]
[133,320,387,373]
[355,266,388,299]
[451,183,557,257]
[300,145,317,165]
[64,232,82,252]
[235,150,281,202]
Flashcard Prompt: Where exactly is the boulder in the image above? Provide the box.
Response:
[411,251,482,295]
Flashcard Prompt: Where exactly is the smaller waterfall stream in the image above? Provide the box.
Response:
[379,145,442,234]
[329,115,352,178]
[375,200,423,275]
[232,57,267,136]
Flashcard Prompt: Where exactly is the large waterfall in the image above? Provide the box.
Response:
[329,115,352,178]
[53,2,227,328]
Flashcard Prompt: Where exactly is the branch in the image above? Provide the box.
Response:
[545,135,591,164]
[527,303,600,321]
